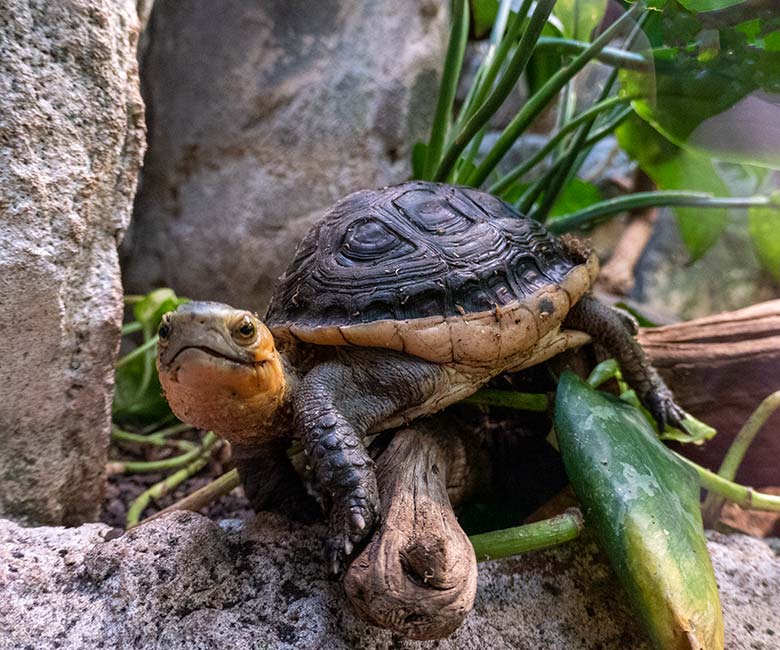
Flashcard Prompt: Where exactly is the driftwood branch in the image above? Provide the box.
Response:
[344,419,484,640]
[640,299,780,487]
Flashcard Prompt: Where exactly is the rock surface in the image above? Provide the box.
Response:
[0,1,145,524]
[1,511,778,649]
[122,0,447,311]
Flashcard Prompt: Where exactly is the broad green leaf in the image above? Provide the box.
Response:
[553,0,607,40]
[547,177,602,218]
[554,372,724,650]
[617,115,729,259]
[748,205,780,281]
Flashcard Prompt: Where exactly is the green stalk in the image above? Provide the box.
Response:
[701,391,780,525]
[515,106,632,213]
[490,96,629,196]
[112,426,196,451]
[455,0,517,130]
[470,510,584,561]
[115,335,158,368]
[547,192,780,233]
[125,440,219,528]
[112,431,217,474]
[423,0,470,179]
[121,321,143,335]
[526,11,649,220]
[464,388,549,411]
[466,4,641,188]
[535,37,652,71]
[675,453,780,512]
[434,0,556,182]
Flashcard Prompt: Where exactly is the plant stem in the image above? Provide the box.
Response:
[423,0,470,179]
[701,390,780,525]
[466,4,640,188]
[470,510,584,561]
[111,431,217,474]
[535,37,652,71]
[515,106,632,213]
[121,321,143,335]
[490,96,631,196]
[111,426,196,451]
[434,0,555,182]
[115,335,158,368]
[125,437,222,527]
[674,453,780,512]
[138,469,241,526]
[547,192,780,233]
[464,389,549,411]
[455,0,516,133]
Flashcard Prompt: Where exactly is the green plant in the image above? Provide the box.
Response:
[415,0,780,269]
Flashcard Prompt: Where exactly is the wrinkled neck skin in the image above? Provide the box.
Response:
[159,346,301,451]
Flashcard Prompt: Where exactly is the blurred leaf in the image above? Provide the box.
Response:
[617,115,729,259]
[133,288,188,334]
[526,22,565,96]
[470,0,499,38]
[748,205,780,281]
[547,177,602,218]
[622,2,780,169]
[554,372,724,650]
[114,288,189,425]
[553,0,607,40]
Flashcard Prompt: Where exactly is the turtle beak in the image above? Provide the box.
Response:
[156,301,252,373]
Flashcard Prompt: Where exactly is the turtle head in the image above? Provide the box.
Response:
[156,301,287,442]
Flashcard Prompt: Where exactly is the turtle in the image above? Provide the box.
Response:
[156,180,684,571]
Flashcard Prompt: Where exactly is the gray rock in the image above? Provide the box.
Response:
[122,0,447,311]
[0,1,145,524]
[1,512,777,649]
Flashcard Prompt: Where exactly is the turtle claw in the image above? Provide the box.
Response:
[645,386,686,431]
[323,485,379,575]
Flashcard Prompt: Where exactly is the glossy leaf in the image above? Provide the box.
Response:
[749,205,780,281]
[554,371,724,650]
[553,0,607,40]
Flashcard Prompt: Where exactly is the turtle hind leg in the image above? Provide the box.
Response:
[565,293,685,430]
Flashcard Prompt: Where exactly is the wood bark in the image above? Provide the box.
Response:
[640,299,780,487]
[344,419,482,640]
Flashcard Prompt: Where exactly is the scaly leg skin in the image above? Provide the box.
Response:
[565,294,685,430]
[233,440,320,523]
[293,349,445,574]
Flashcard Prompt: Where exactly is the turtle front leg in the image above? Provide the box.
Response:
[565,294,685,429]
[293,350,446,573]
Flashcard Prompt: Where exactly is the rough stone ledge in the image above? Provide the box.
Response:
[0,512,777,649]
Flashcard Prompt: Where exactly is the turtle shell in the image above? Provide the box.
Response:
[266,181,598,368]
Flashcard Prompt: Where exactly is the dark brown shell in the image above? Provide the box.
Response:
[266,181,585,333]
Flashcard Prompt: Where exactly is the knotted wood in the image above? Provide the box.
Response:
[640,299,780,487]
[344,420,481,640]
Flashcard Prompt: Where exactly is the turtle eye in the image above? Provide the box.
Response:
[158,314,172,341]
[233,315,256,343]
